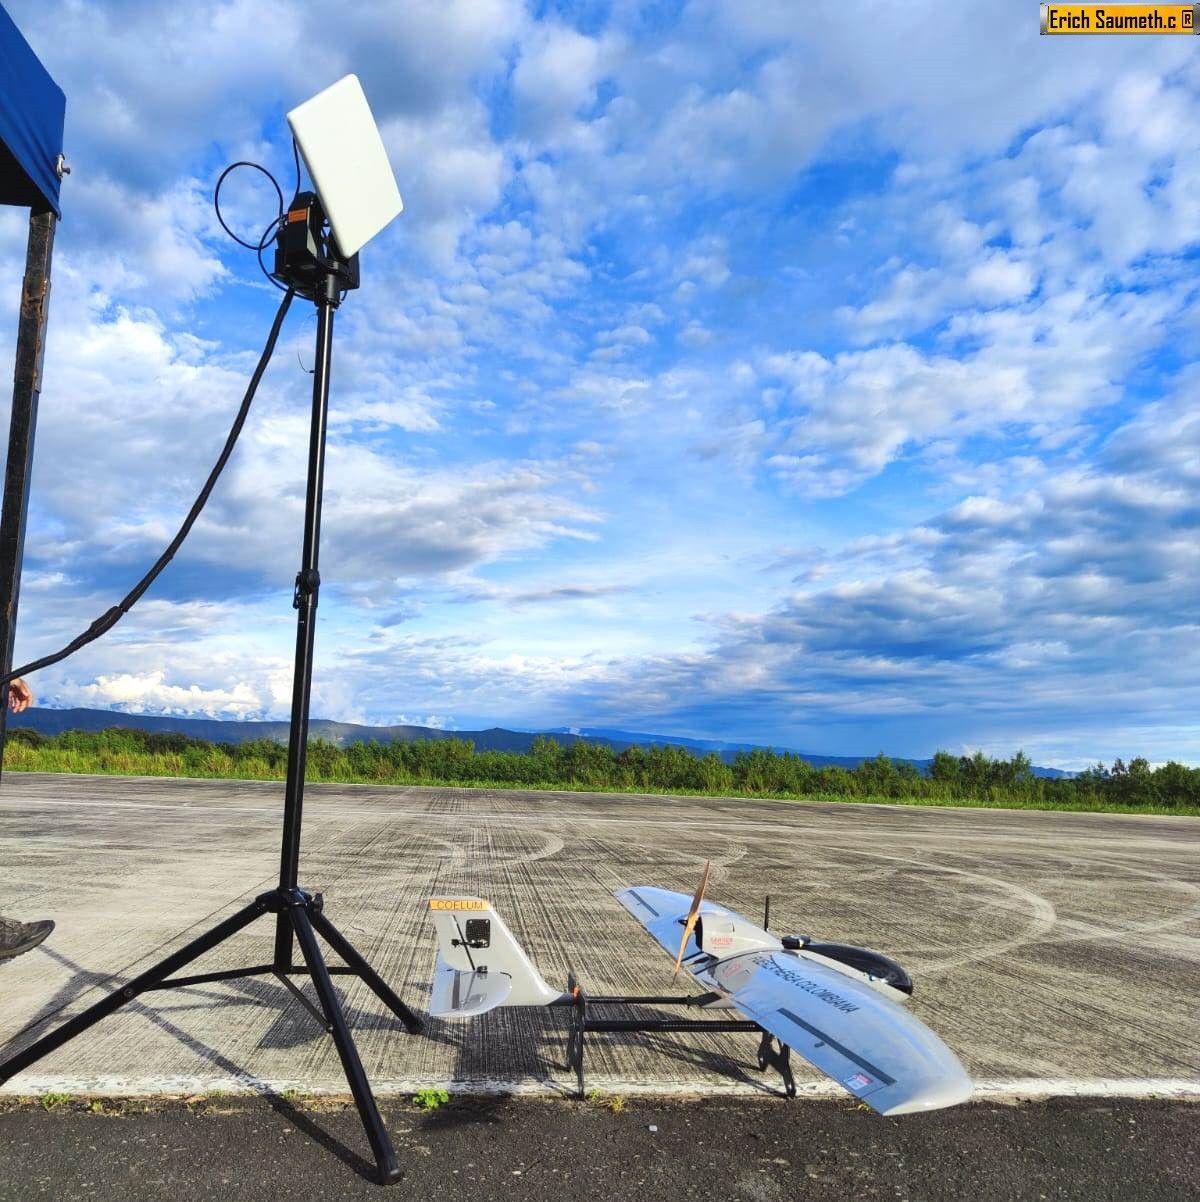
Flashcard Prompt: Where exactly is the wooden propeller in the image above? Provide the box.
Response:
[673,859,711,978]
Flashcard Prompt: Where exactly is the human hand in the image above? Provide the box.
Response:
[7,678,32,713]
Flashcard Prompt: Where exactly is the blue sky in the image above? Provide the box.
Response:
[1,1,1198,769]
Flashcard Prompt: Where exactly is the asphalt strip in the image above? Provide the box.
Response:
[1,1094,1197,1202]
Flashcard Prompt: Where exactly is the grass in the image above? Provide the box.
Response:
[4,733,1198,817]
[412,1088,450,1111]
[786,789,1200,818]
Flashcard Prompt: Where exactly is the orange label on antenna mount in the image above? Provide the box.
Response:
[287,207,308,223]
[429,899,490,911]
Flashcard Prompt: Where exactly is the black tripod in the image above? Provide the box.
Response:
[0,198,422,1185]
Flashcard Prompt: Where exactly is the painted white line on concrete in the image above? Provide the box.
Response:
[971,1078,1200,1101]
[4,1075,1198,1101]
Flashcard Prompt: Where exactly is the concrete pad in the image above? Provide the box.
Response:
[1,774,1197,1098]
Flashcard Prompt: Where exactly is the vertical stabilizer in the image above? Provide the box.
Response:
[427,898,565,1018]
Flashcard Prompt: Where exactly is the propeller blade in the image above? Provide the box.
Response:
[673,859,711,978]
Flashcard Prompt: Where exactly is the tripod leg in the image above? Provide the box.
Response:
[290,905,401,1186]
[308,909,423,1035]
[0,898,267,1084]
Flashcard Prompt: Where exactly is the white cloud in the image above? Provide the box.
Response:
[381,104,509,265]
[512,24,609,140]
[67,671,274,719]
[63,176,228,302]
[525,384,1200,764]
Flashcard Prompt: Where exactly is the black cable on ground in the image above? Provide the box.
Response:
[0,286,295,689]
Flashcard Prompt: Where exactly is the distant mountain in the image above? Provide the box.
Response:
[5,708,617,754]
[4,707,1073,778]
[547,726,1073,778]
[545,726,872,766]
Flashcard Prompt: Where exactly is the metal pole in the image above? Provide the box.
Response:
[0,207,56,785]
[274,271,337,967]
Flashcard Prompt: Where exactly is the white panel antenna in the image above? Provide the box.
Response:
[287,74,402,259]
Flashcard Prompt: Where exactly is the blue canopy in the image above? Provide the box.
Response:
[0,3,65,216]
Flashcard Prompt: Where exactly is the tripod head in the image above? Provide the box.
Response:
[273,190,359,302]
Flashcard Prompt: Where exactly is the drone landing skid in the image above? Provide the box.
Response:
[562,973,796,1100]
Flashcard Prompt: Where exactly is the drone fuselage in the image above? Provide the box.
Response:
[687,910,913,1006]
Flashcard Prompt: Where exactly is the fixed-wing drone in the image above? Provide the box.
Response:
[427,863,973,1114]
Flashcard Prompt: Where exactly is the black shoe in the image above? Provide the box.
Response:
[0,917,54,961]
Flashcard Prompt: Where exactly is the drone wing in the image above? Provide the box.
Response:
[615,885,735,963]
[712,949,973,1114]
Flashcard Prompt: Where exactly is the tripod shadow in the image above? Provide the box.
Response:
[2,946,257,1054]
[214,971,415,1051]
[3,944,411,1053]
[1,944,407,1183]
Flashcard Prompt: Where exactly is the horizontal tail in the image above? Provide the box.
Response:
[427,897,565,1019]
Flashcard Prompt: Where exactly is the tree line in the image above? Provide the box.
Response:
[4,726,1198,812]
